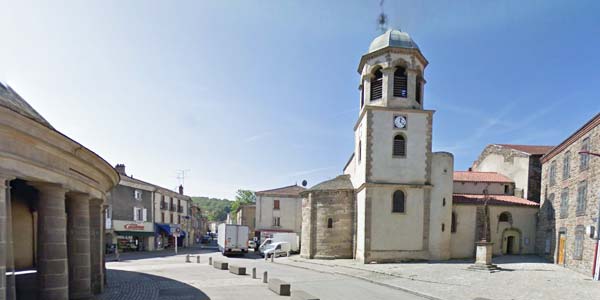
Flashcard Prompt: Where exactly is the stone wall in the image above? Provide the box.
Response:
[301,190,355,259]
[527,155,544,202]
[538,117,599,275]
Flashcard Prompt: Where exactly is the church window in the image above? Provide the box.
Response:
[393,67,408,98]
[415,77,422,104]
[441,223,445,232]
[370,68,383,100]
[327,218,333,228]
[504,185,510,195]
[393,134,406,157]
[451,212,457,233]
[392,190,405,213]
[499,212,511,223]
[442,197,446,206]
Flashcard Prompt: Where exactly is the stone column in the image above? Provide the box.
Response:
[382,67,395,106]
[32,183,69,300]
[66,193,91,299]
[88,199,103,294]
[406,69,417,104]
[0,176,13,300]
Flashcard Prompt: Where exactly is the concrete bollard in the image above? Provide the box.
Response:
[196,256,201,263]
[271,254,274,262]
[209,257,213,265]
[252,267,257,279]
[263,271,268,283]
[186,254,191,263]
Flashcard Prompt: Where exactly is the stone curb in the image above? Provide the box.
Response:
[274,260,444,300]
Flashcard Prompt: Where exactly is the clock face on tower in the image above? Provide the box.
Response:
[394,116,407,129]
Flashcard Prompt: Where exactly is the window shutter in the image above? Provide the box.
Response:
[133,207,138,221]
[393,135,406,156]
[143,208,147,221]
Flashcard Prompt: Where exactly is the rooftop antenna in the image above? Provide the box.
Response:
[176,169,190,188]
[377,0,388,33]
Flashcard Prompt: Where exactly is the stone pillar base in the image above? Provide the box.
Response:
[468,241,501,272]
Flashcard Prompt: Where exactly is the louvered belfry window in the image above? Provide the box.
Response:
[393,67,408,98]
[370,69,383,100]
[415,78,422,104]
[393,134,406,157]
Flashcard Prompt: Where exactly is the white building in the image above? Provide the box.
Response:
[255,185,305,240]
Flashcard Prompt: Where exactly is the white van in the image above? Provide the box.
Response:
[263,242,291,258]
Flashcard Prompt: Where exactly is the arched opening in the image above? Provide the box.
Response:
[393,134,406,157]
[327,218,333,229]
[502,228,521,255]
[393,67,407,98]
[370,68,383,100]
[392,190,405,213]
[499,212,512,223]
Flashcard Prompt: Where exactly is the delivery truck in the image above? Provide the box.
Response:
[217,223,249,256]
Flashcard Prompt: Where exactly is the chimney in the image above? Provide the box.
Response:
[178,185,184,195]
[115,164,127,176]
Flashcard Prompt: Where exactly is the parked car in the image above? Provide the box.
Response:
[262,242,291,258]
[258,232,299,254]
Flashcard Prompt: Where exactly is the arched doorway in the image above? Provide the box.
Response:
[502,228,521,255]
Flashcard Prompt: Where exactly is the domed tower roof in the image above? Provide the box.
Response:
[368,29,419,53]
[0,82,53,129]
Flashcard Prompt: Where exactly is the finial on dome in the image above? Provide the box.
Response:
[377,0,388,33]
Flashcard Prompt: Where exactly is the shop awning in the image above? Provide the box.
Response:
[156,223,171,234]
[114,231,155,237]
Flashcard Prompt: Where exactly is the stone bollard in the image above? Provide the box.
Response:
[263,271,268,283]
[252,267,257,279]
[271,254,274,262]
[209,257,213,265]
[196,256,201,263]
[186,254,191,263]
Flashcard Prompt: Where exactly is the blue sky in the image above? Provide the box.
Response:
[1,1,599,199]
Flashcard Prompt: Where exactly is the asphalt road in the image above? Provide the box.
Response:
[102,248,428,300]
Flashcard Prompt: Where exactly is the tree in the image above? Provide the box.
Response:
[230,189,256,219]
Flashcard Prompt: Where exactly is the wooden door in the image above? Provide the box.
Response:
[558,235,566,265]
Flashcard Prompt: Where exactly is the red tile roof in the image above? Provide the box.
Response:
[453,194,539,207]
[496,144,554,155]
[255,184,306,197]
[453,171,513,183]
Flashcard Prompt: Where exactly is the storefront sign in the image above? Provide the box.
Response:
[113,220,153,232]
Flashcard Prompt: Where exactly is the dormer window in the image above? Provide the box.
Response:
[393,67,408,98]
[370,68,383,100]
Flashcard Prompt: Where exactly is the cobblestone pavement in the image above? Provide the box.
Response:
[97,249,427,300]
[276,255,600,300]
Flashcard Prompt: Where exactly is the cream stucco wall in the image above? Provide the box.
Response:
[428,152,454,260]
[369,110,430,184]
[453,181,513,195]
[450,204,538,258]
[474,153,530,197]
[369,187,424,250]
[355,189,366,261]
[256,194,302,234]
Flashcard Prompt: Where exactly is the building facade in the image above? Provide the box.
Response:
[537,113,600,276]
[235,204,256,240]
[471,144,553,202]
[0,83,119,299]
[153,185,192,249]
[451,171,539,258]
[105,165,156,252]
[255,185,305,241]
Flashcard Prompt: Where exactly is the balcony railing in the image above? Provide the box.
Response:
[160,201,167,210]
[178,205,184,213]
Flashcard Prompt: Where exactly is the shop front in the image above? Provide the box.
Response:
[155,224,187,250]
[112,220,155,252]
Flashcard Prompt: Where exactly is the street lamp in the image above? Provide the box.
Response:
[579,151,600,280]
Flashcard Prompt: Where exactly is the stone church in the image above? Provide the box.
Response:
[301,29,539,263]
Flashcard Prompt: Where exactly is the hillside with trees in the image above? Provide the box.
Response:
[191,196,233,221]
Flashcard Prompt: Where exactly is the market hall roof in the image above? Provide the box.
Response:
[453,171,513,184]
[255,184,306,197]
[0,81,53,129]
[302,175,354,194]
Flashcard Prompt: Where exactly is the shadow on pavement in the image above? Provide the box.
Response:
[106,247,219,262]
[97,269,210,300]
